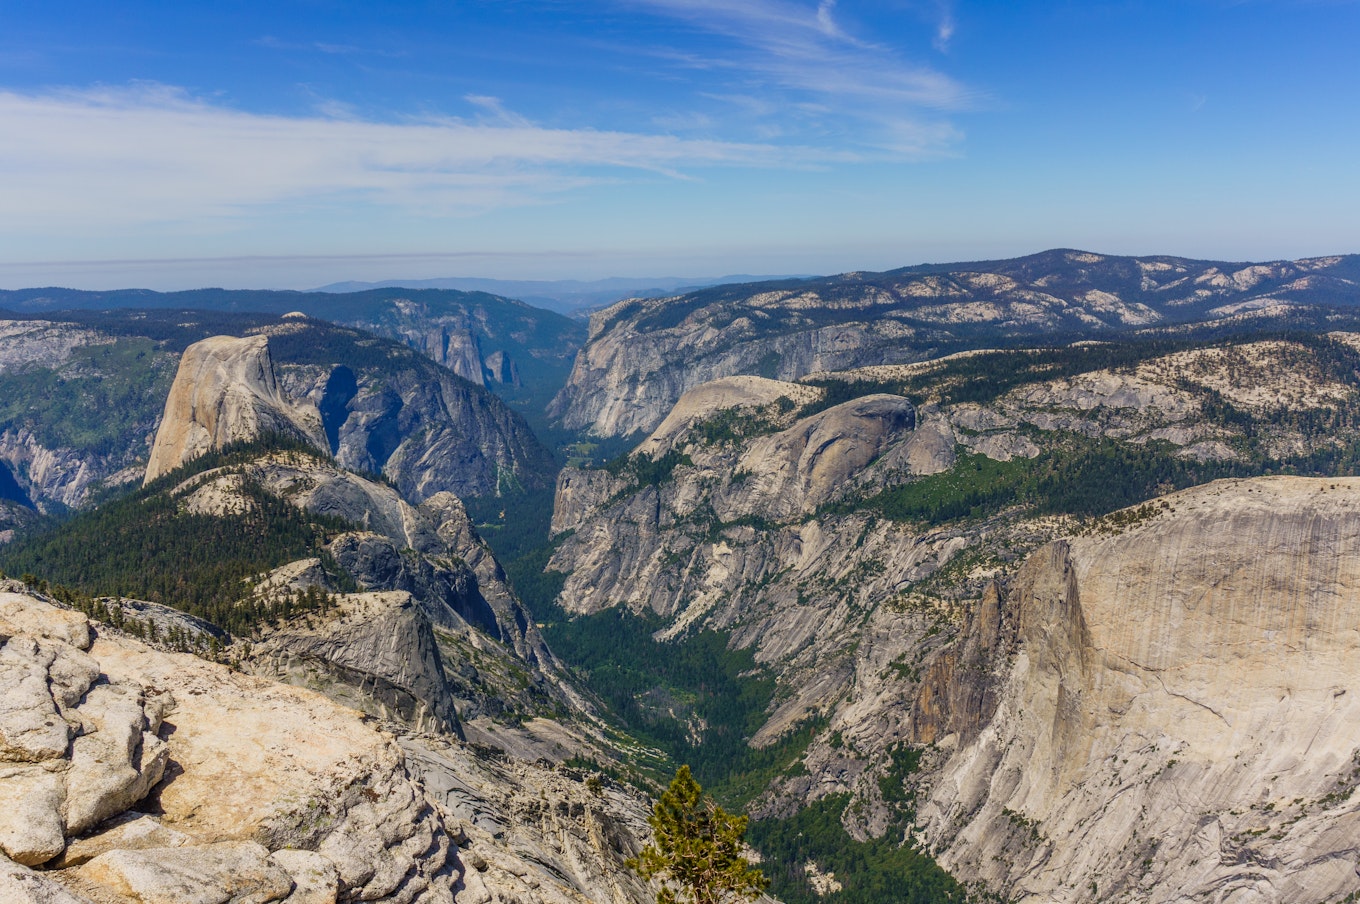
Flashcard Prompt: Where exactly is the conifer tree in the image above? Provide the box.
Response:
[628,765,768,904]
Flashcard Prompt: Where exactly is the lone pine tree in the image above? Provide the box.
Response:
[628,765,769,904]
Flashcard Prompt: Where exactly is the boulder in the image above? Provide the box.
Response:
[77,841,295,904]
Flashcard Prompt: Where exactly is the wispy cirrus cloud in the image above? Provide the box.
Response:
[619,0,974,155]
[623,0,974,106]
[254,35,406,59]
[0,83,855,231]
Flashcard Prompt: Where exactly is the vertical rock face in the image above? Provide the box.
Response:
[144,335,326,484]
[549,391,918,623]
[921,477,1360,903]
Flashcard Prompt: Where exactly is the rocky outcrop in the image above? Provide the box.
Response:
[401,739,652,904]
[0,591,168,867]
[173,450,568,723]
[144,335,326,484]
[0,320,107,375]
[634,376,822,459]
[0,587,655,904]
[250,590,464,736]
[0,586,457,902]
[918,477,1360,902]
[727,394,914,520]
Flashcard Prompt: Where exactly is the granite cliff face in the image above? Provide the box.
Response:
[550,250,1360,437]
[546,332,1360,900]
[916,478,1360,902]
[143,334,327,484]
[0,586,653,904]
[0,314,556,524]
[293,358,554,501]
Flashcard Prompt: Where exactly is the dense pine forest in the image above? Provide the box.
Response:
[0,435,355,636]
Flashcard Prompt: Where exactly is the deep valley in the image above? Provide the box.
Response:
[4,249,1360,903]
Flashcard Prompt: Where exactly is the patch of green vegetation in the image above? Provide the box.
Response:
[538,603,811,806]
[465,486,568,617]
[555,432,637,469]
[838,435,1249,525]
[0,435,355,636]
[603,447,693,488]
[843,450,1034,524]
[878,743,924,816]
[746,795,972,904]
[0,338,175,458]
[1001,808,1045,845]
[688,405,783,446]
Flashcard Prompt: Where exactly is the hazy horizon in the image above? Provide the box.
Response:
[2,2,1358,289]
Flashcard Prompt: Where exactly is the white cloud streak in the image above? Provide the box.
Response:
[625,0,975,109]
[0,84,851,230]
[617,0,972,160]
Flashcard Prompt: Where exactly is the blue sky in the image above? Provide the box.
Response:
[1,1,1357,289]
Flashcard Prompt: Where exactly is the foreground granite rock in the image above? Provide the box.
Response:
[0,586,656,904]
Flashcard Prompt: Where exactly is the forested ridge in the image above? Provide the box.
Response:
[0,434,355,636]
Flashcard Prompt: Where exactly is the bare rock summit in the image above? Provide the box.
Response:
[143,335,326,484]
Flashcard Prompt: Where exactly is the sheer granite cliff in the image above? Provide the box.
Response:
[143,334,326,484]
[0,315,556,521]
[916,477,1360,903]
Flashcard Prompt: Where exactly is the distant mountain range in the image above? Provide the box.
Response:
[311,274,811,314]
[550,248,1360,436]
